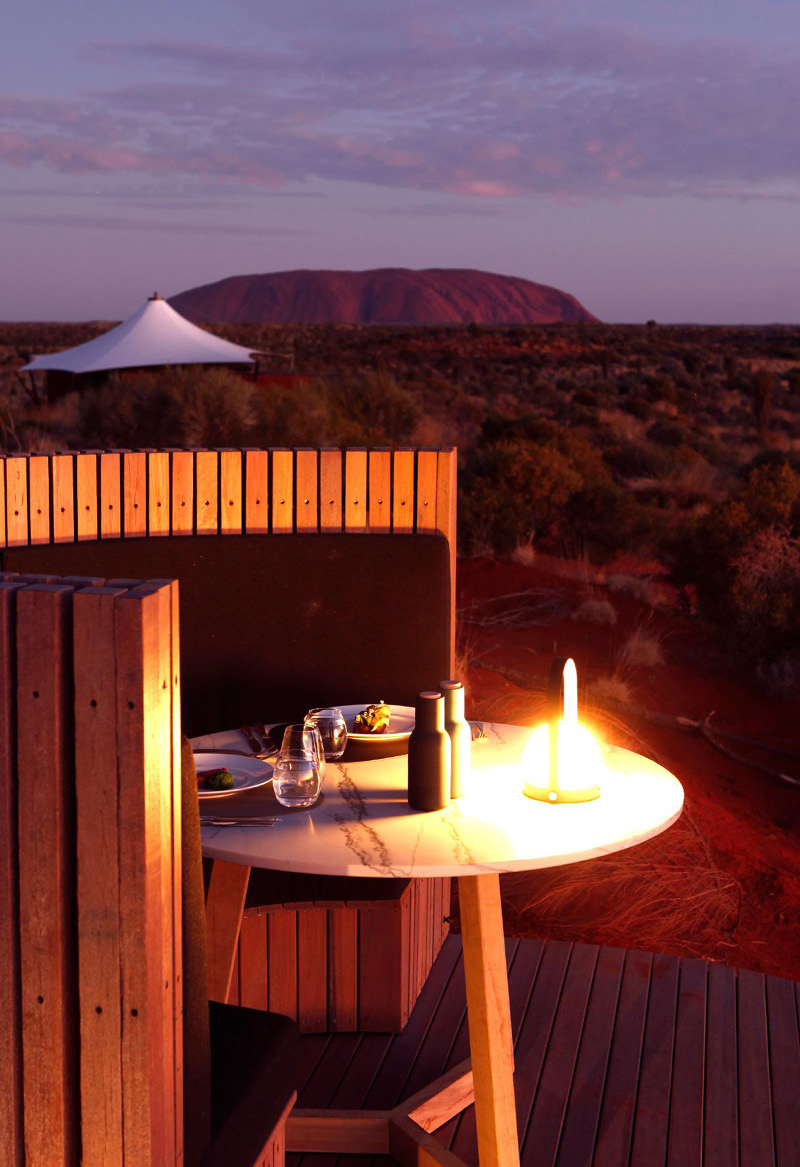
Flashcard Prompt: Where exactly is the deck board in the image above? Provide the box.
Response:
[288,934,800,1167]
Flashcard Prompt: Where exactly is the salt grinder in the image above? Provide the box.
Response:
[407,692,451,811]
[439,680,470,799]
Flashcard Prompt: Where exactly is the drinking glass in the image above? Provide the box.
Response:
[273,724,323,808]
[304,707,348,760]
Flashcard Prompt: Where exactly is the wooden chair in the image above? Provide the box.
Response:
[0,447,457,1034]
[0,576,297,1166]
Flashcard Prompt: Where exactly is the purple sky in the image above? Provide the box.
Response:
[2,0,799,323]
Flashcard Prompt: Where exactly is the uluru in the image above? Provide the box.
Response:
[169,268,596,325]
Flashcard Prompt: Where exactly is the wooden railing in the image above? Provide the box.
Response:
[0,447,457,546]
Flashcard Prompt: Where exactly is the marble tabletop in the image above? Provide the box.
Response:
[195,722,684,879]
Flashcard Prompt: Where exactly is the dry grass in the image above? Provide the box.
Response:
[604,573,664,607]
[500,807,741,961]
[570,598,618,626]
[617,625,666,669]
[587,675,634,705]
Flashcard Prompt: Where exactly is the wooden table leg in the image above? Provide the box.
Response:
[458,872,520,1167]
[205,859,250,1003]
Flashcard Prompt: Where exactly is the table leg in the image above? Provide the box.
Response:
[205,859,250,1003]
[458,872,520,1167]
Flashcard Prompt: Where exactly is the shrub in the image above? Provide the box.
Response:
[571,599,618,626]
[729,527,800,663]
[617,625,666,669]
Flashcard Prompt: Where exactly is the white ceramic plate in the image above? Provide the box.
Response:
[194,751,274,798]
[340,703,415,743]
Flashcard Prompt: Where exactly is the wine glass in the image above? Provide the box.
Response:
[304,707,348,760]
[273,724,323,808]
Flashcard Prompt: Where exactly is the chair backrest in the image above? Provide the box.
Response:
[0,576,182,1166]
[0,448,457,736]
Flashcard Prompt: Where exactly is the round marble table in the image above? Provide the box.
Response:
[197,721,683,1167]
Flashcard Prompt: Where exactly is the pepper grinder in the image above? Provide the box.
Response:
[439,680,470,799]
[407,692,451,811]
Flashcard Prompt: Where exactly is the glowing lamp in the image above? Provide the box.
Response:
[523,657,602,804]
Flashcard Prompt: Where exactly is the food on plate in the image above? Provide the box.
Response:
[198,767,235,791]
[354,701,390,734]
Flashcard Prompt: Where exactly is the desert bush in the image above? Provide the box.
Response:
[603,439,675,480]
[459,438,582,556]
[617,625,666,669]
[604,574,664,607]
[74,367,260,448]
[646,417,690,448]
[729,527,800,664]
[571,598,618,625]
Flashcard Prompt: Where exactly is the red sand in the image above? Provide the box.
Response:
[456,555,800,982]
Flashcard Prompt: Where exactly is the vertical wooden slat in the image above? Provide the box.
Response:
[75,454,98,542]
[0,583,23,1165]
[667,958,707,1167]
[206,861,250,1004]
[147,452,170,536]
[392,449,415,532]
[368,449,391,533]
[437,447,457,672]
[630,952,680,1166]
[100,453,122,539]
[0,458,6,547]
[766,974,800,1167]
[245,450,269,534]
[344,449,367,533]
[416,449,439,533]
[295,449,319,533]
[239,909,269,1011]
[704,962,738,1167]
[165,577,183,1165]
[74,587,126,1163]
[17,585,79,1166]
[115,587,175,1164]
[170,451,194,535]
[53,454,76,544]
[195,451,219,534]
[737,969,774,1167]
[123,452,147,538]
[328,909,358,1030]
[268,911,298,1020]
[319,449,343,532]
[297,909,328,1033]
[271,449,294,533]
[593,950,652,1167]
[220,450,243,534]
[6,456,29,547]
[359,904,403,1031]
[28,455,51,545]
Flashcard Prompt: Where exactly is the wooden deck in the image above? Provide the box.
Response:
[288,933,800,1167]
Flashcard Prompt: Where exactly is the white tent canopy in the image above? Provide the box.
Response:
[22,294,258,374]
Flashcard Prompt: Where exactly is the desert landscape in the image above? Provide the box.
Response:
[4,310,800,980]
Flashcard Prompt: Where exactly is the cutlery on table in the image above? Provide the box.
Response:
[469,721,488,741]
[193,747,276,760]
[199,816,281,827]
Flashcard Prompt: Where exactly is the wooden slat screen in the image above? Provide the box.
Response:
[0,578,180,1165]
[0,448,457,547]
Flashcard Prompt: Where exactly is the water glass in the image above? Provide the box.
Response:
[304,707,348,760]
[273,724,323,808]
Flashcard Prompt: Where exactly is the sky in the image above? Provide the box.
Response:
[2,0,799,324]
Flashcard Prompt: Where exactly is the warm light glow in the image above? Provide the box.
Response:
[523,721,604,795]
[522,656,602,803]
